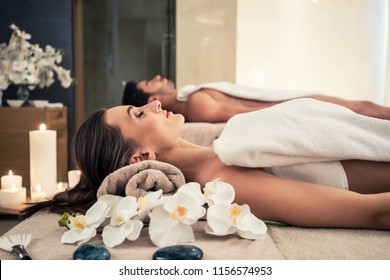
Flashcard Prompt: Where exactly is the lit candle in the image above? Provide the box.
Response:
[1,170,22,189]
[55,182,68,194]
[31,184,46,201]
[68,170,81,189]
[29,123,57,201]
[0,184,26,206]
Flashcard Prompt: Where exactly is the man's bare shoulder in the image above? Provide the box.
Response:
[189,88,230,101]
[185,91,219,122]
[185,88,280,122]
[186,89,233,107]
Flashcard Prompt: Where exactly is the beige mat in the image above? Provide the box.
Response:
[267,225,390,260]
[0,212,283,260]
[2,212,388,260]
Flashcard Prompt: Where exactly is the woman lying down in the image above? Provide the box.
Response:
[21,98,390,230]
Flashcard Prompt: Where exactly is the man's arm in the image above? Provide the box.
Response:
[185,91,390,122]
[308,95,390,120]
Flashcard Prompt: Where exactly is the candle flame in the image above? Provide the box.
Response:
[39,123,46,131]
[34,184,42,192]
[8,170,13,176]
[57,182,68,191]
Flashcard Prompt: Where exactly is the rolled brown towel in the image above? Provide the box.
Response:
[97,160,186,198]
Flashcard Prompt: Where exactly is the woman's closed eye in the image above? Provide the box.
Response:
[136,111,144,118]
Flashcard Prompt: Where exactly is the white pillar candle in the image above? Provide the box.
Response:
[68,170,81,189]
[29,123,57,201]
[31,184,46,201]
[56,182,68,194]
[1,170,22,189]
[0,186,26,206]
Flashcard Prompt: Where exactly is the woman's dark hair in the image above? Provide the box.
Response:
[20,109,136,220]
[122,81,149,106]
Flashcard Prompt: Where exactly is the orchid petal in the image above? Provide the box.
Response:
[204,180,235,206]
[126,220,144,241]
[236,227,267,240]
[143,189,163,202]
[110,196,138,226]
[84,200,109,228]
[206,203,236,235]
[135,190,166,219]
[148,205,173,228]
[135,196,167,220]
[164,192,205,224]
[116,196,138,214]
[102,225,127,248]
[177,182,205,205]
[102,219,143,248]
[236,211,267,239]
[98,195,122,216]
[204,223,236,236]
[61,228,96,245]
[149,206,195,247]
[151,222,195,247]
[148,206,177,245]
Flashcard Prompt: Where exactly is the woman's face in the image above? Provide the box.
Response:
[104,100,185,154]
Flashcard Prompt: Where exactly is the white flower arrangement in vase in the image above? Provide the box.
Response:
[0,24,73,100]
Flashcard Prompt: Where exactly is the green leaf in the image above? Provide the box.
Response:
[58,212,71,227]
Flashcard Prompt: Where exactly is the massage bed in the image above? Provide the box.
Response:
[0,118,389,260]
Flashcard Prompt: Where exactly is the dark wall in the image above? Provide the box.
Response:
[0,0,75,168]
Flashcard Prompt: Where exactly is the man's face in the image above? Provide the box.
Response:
[137,75,176,97]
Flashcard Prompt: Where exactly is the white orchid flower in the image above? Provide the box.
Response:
[148,192,206,247]
[97,194,122,217]
[98,190,165,220]
[205,202,267,240]
[203,180,235,206]
[58,179,267,248]
[60,200,109,245]
[177,180,235,207]
[56,67,72,88]
[136,189,166,219]
[0,75,9,90]
[101,196,143,248]
[177,182,205,205]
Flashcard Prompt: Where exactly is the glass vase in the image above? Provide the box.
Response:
[17,84,30,101]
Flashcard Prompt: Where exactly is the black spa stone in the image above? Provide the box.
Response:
[73,244,111,260]
[152,245,203,260]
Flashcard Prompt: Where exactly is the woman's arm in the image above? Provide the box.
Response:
[214,165,390,230]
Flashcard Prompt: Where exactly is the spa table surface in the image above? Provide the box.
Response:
[0,198,35,215]
[2,211,390,260]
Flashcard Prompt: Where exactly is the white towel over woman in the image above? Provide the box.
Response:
[213,98,390,189]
